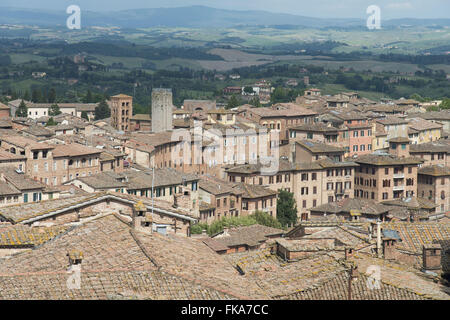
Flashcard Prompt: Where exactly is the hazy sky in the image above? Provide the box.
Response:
[2,0,449,19]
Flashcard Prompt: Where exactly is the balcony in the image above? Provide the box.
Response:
[393,185,405,191]
[393,173,404,179]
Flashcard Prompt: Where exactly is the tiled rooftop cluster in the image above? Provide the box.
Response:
[0,214,242,299]
[0,90,448,300]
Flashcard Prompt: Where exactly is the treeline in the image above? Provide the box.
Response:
[231,64,324,79]
[58,42,223,61]
[0,55,11,67]
[335,73,393,93]
[258,40,347,55]
[379,53,450,65]
[333,72,450,99]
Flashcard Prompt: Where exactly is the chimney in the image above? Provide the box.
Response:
[132,200,152,232]
[67,250,83,266]
[376,221,382,258]
[173,186,193,210]
[347,263,358,300]
[422,244,442,272]
[345,247,354,260]
[382,238,397,260]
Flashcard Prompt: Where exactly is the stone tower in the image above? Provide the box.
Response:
[151,88,173,133]
[110,94,133,132]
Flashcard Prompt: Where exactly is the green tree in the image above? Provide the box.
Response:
[427,105,440,112]
[15,100,28,117]
[48,88,56,103]
[45,117,57,127]
[83,90,93,103]
[94,99,111,120]
[243,86,254,94]
[48,103,62,116]
[276,190,298,227]
[31,89,42,103]
[190,211,283,235]
[440,98,450,110]
[249,96,261,108]
[253,210,282,229]
[226,94,241,109]
[23,91,30,101]
[270,87,287,104]
[81,111,89,121]
[409,93,425,102]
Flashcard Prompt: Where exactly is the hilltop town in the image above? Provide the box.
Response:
[0,85,447,300]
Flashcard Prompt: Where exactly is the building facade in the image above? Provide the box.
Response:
[111,94,133,132]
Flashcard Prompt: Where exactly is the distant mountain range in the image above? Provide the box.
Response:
[0,5,449,29]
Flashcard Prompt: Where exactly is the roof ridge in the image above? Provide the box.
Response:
[131,230,254,299]
[129,229,162,270]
